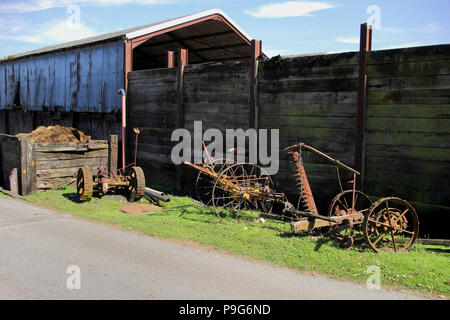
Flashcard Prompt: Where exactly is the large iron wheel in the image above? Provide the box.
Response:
[77,167,93,202]
[363,197,419,253]
[211,163,275,220]
[127,166,146,202]
[195,158,230,206]
[327,190,372,247]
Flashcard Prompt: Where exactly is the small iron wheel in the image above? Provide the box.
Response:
[77,167,93,202]
[327,190,372,238]
[362,197,419,253]
[127,166,146,202]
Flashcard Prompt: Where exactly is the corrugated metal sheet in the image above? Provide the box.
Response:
[0,40,123,112]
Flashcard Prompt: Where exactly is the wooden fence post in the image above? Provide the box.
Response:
[355,23,372,190]
[109,135,118,174]
[19,138,36,196]
[176,48,188,191]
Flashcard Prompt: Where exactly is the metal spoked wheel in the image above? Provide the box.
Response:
[211,163,275,220]
[127,166,146,202]
[363,197,419,253]
[327,190,372,248]
[77,166,93,202]
[195,158,230,206]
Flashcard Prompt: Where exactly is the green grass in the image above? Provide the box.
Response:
[16,186,450,298]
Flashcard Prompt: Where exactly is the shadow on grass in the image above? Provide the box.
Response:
[63,192,81,203]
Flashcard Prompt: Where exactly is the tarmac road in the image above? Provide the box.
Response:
[0,196,424,300]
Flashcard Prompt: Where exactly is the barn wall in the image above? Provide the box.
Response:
[258,53,360,208]
[0,40,124,113]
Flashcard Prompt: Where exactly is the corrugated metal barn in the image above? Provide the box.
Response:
[0,9,256,138]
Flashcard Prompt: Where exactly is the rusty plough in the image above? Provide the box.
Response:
[185,141,419,253]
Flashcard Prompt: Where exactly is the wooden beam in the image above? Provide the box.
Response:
[143,30,235,48]
[176,49,188,192]
[354,23,372,190]
[166,32,207,61]
[166,51,175,68]
[250,40,262,130]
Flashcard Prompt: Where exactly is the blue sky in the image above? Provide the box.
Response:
[0,0,449,58]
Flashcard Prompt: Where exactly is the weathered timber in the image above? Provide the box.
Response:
[366,44,450,64]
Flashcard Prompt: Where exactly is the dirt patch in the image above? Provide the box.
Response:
[17,125,90,143]
[119,203,163,214]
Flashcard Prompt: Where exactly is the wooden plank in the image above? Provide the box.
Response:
[109,135,118,174]
[367,44,450,65]
[259,52,359,81]
[128,103,177,113]
[365,130,450,148]
[365,144,450,162]
[35,141,108,152]
[258,78,358,93]
[366,104,450,119]
[366,117,450,133]
[368,74,450,91]
[36,157,106,170]
[35,149,108,161]
[258,91,358,105]
[367,89,450,105]
[37,177,75,190]
[259,64,359,81]
[37,166,107,179]
[259,115,356,129]
[183,92,249,104]
[260,103,357,117]
[367,59,450,78]
[261,126,355,142]
[184,103,249,114]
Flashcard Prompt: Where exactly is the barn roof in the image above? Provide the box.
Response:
[4,9,255,64]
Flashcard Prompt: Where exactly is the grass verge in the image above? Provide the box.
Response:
[12,186,450,298]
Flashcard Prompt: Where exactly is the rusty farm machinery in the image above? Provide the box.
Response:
[185,142,419,253]
[76,89,169,204]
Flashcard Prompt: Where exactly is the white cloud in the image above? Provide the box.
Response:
[245,1,334,18]
[0,0,163,13]
[336,37,359,44]
[0,19,97,44]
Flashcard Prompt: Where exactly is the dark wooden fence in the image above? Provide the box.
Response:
[128,44,450,236]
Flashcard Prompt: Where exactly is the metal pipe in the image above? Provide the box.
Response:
[145,187,170,202]
[118,89,126,172]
